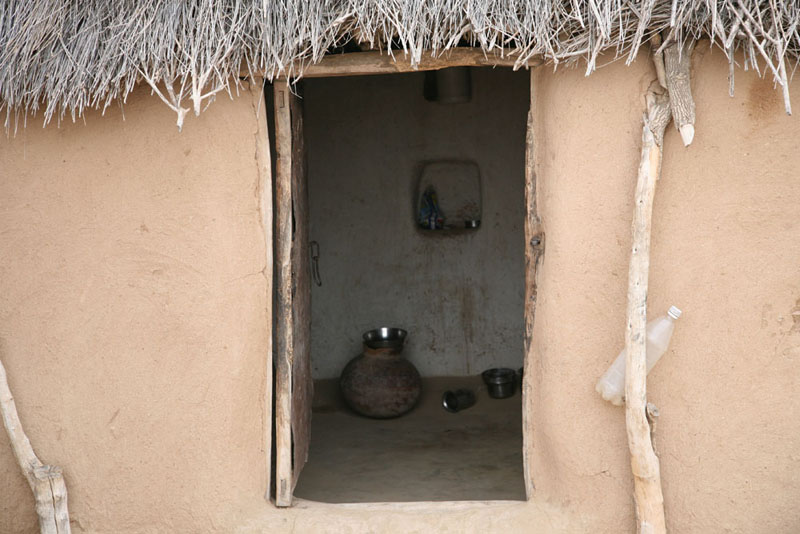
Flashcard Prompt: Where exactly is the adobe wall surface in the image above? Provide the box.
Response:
[529,47,800,532]
[1,46,798,534]
[0,86,272,532]
[0,81,576,534]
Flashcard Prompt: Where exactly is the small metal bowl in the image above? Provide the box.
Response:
[482,368,517,399]
[442,389,476,413]
[363,327,408,350]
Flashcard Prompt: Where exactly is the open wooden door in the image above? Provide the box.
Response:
[523,70,544,500]
[273,79,313,507]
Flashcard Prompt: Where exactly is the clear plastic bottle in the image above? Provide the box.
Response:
[596,306,682,406]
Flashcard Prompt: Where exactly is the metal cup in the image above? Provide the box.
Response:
[442,389,476,413]
[482,368,517,399]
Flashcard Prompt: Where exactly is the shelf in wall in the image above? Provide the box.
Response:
[415,160,482,235]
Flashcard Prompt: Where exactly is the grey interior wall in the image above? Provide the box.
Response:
[304,68,528,378]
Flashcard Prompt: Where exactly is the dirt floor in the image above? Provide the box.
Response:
[293,376,526,503]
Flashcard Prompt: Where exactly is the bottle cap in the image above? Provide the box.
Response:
[668,306,682,320]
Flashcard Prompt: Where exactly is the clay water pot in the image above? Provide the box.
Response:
[340,331,421,418]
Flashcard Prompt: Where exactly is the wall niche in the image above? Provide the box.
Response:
[415,160,482,233]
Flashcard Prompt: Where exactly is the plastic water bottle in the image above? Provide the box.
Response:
[596,306,682,406]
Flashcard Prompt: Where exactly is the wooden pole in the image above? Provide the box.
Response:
[624,81,671,534]
[0,358,71,534]
[623,36,697,531]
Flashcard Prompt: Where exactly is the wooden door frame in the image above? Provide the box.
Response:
[265,48,543,505]
[272,79,295,507]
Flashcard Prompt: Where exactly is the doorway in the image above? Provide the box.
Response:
[273,66,531,504]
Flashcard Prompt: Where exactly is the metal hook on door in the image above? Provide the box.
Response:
[310,241,322,287]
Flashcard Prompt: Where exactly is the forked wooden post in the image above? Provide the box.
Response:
[624,82,671,534]
[623,35,696,532]
[0,358,71,534]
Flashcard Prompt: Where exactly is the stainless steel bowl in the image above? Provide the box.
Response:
[363,327,408,350]
[481,367,517,399]
[442,389,476,413]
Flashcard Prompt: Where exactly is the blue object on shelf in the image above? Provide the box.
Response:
[418,186,444,229]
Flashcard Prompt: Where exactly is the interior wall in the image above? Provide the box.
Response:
[529,47,800,533]
[0,86,271,533]
[304,68,529,378]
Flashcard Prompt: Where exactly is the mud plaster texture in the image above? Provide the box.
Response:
[0,83,573,534]
[528,46,800,533]
[0,85,272,532]
[294,377,526,503]
[303,68,528,379]
[0,47,797,534]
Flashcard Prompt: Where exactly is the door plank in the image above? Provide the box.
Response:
[523,70,544,500]
[289,83,313,489]
[273,80,313,507]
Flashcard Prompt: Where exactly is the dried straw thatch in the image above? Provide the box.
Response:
[1,1,797,129]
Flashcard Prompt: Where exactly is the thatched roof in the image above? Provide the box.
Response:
[1,1,797,129]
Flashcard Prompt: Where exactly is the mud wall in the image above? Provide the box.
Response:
[528,47,800,532]
[0,86,272,533]
[0,47,798,533]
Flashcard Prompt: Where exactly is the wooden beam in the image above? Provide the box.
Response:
[274,48,542,79]
[523,70,545,500]
[624,81,671,534]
